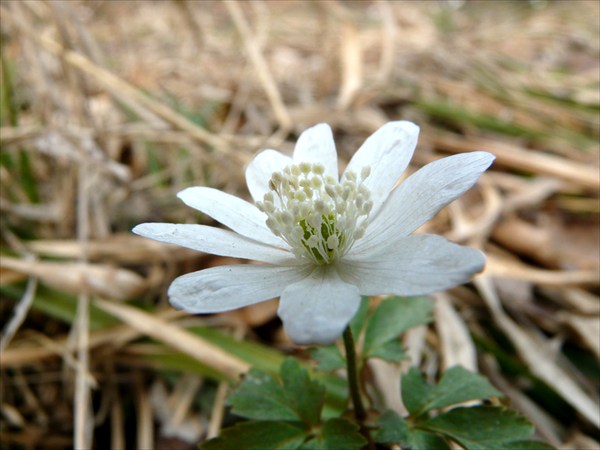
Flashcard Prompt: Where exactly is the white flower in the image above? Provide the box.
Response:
[133,122,494,345]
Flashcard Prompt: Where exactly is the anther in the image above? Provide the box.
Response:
[360,166,371,180]
[259,162,373,265]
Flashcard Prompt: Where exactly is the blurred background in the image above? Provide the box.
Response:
[0,1,598,449]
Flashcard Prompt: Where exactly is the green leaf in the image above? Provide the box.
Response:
[229,369,300,421]
[408,430,453,450]
[201,421,308,450]
[363,296,433,356]
[375,410,450,450]
[422,406,534,450]
[425,366,502,411]
[415,100,544,140]
[402,367,434,415]
[189,325,285,374]
[375,410,411,444]
[229,359,326,426]
[305,418,367,450]
[280,358,326,426]
[350,296,370,336]
[493,440,556,450]
[0,284,118,331]
[316,373,348,420]
[402,366,502,417]
[368,339,408,363]
[311,345,345,372]
[135,344,230,381]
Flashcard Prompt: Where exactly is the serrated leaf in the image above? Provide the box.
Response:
[375,410,411,444]
[424,366,503,414]
[280,358,326,426]
[408,430,453,450]
[422,406,534,450]
[304,418,367,450]
[201,421,308,450]
[368,339,408,363]
[402,367,434,415]
[375,410,451,450]
[311,345,345,372]
[229,359,326,426]
[229,369,300,421]
[317,373,348,420]
[430,366,503,408]
[402,366,502,417]
[364,296,433,357]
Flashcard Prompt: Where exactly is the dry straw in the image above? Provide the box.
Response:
[0,1,598,448]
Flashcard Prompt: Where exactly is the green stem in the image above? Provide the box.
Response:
[343,326,366,422]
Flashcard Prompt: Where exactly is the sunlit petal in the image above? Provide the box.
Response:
[343,121,419,215]
[133,223,295,264]
[352,151,495,256]
[293,123,338,179]
[177,186,286,248]
[278,267,361,345]
[245,149,292,202]
[169,264,311,313]
[340,234,485,296]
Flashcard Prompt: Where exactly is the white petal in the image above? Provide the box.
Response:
[343,121,419,215]
[132,223,296,264]
[352,151,495,256]
[293,123,338,179]
[245,149,292,202]
[177,186,286,248]
[278,267,361,345]
[339,234,485,296]
[169,264,311,313]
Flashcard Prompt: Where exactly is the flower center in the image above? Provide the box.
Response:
[256,162,373,265]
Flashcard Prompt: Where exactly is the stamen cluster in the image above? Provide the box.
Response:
[256,162,373,265]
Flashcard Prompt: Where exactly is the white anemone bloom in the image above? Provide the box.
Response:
[133,122,494,345]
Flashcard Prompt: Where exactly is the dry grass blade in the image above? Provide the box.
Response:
[430,133,599,191]
[558,314,600,360]
[476,276,600,428]
[150,376,204,443]
[73,157,92,450]
[224,0,291,130]
[206,382,229,440]
[166,374,203,433]
[337,21,363,110]
[94,299,250,380]
[433,292,477,371]
[26,235,198,264]
[0,310,185,368]
[1,4,232,155]
[0,264,37,351]
[485,255,599,286]
[369,359,405,416]
[135,372,154,450]
[481,356,564,447]
[1,257,147,300]
[109,382,125,450]
[374,0,396,84]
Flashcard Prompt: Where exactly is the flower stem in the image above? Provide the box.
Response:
[342,325,366,422]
